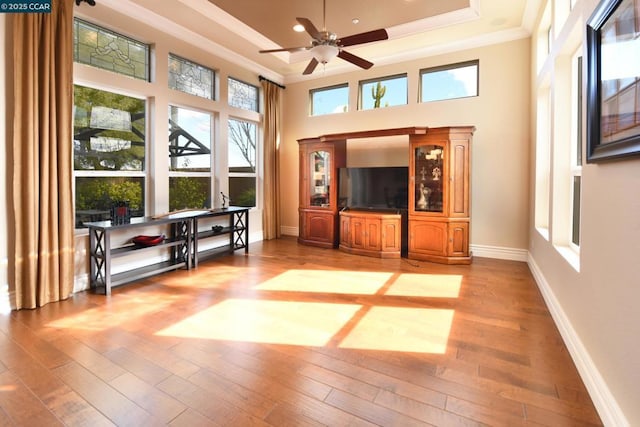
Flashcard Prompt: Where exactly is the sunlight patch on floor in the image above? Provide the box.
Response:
[156,299,361,346]
[253,269,393,295]
[339,307,455,354]
[386,273,462,298]
[46,294,181,330]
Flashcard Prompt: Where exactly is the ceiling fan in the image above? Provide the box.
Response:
[259,0,388,75]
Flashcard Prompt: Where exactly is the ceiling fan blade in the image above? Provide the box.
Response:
[303,58,319,75]
[337,50,373,69]
[338,28,388,47]
[296,17,322,40]
[259,46,310,53]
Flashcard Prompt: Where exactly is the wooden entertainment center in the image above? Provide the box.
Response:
[298,126,474,264]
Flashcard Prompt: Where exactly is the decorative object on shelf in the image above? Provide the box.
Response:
[432,166,441,181]
[419,166,427,181]
[131,234,165,247]
[416,183,430,210]
[110,201,131,225]
[586,0,640,162]
[212,225,224,233]
[220,192,230,209]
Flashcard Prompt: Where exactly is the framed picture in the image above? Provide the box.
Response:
[586,0,640,162]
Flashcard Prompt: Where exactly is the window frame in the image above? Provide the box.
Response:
[168,53,216,100]
[228,77,259,112]
[358,73,408,110]
[72,84,148,228]
[569,52,583,251]
[73,18,150,82]
[419,60,479,103]
[310,83,349,116]
[228,117,259,208]
[168,104,214,211]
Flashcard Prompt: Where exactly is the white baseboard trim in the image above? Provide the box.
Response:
[527,255,629,427]
[471,244,528,262]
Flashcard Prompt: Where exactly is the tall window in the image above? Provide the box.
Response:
[310,84,348,116]
[420,60,479,103]
[570,53,583,248]
[228,118,257,207]
[168,106,212,210]
[168,54,215,100]
[74,18,150,81]
[73,85,146,227]
[359,74,408,110]
[228,77,259,112]
[535,88,551,236]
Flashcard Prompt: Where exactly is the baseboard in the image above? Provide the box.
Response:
[280,225,298,237]
[527,255,629,427]
[470,244,528,262]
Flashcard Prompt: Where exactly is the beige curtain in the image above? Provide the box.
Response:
[10,0,75,309]
[261,79,283,240]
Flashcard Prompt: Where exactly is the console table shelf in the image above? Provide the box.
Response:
[85,207,249,295]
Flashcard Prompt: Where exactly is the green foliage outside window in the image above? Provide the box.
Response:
[169,177,210,211]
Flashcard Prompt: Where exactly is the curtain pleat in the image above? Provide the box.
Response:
[11,0,75,309]
[261,81,283,240]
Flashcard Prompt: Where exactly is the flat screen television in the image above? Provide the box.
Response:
[338,166,409,211]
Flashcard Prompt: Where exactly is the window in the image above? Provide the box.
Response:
[420,60,479,103]
[74,18,150,81]
[228,77,259,112]
[168,106,212,210]
[310,84,348,116]
[535,88,551,236]
[73,85,146,227]
[168,54,215,100]
[228,118,257,207]
[570,54,583,248]
[359,74,407,110]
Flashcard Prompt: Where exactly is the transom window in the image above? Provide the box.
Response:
[228,77,259,112]
[169,54,215,100]
[73,18,149,81]
[310,84,348,116]
[359,74,408,110]
[420,60,479,103]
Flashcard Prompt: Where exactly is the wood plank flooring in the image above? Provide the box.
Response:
[1,237,603,426]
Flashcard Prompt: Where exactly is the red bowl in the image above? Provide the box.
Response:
[132,234,165,246]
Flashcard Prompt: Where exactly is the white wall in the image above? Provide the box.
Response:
[281,38,532,257]
[529,0,638,425]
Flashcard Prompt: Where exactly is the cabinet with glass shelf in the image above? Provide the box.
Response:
[298,138,346,248]
[408,126,474,264]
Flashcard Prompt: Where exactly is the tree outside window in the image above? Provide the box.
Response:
[228,118,257,207]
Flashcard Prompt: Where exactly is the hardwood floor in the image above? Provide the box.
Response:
[1,237,602,426]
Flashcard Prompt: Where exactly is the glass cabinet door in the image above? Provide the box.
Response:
[309,150,331,207]
[414,145,443,212]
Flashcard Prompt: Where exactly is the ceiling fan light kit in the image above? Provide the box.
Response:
[258,0,388,75]
[311,44,339,64]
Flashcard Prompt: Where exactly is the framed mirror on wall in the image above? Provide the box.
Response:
[586,0,640,162]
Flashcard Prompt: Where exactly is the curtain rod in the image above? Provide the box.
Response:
[259,75,285,90]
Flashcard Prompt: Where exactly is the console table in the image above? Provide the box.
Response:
[85,207,249,295]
